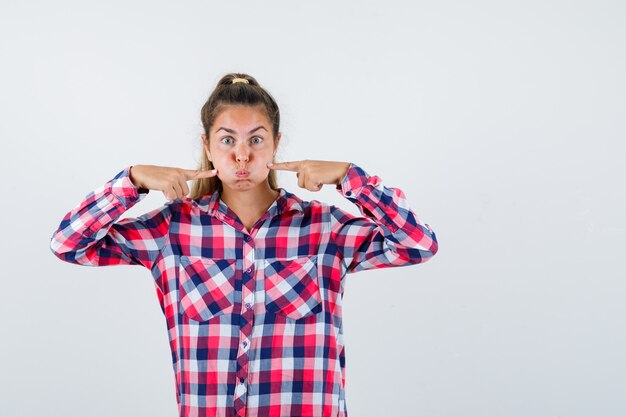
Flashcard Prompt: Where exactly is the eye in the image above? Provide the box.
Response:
[251,136,263,144]
[221,137,234,144]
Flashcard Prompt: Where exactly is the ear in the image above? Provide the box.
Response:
[201,134,212,161]
[274,132,281,154]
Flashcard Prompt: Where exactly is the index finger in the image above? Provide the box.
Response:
[268,161,302,171]
[182,168,218,179]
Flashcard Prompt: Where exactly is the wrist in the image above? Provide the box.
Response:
[129,165,145,189]
[335,162,351,185]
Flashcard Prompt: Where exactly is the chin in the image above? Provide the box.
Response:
[224,178,261,190]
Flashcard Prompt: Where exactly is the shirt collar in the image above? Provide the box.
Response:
[193,187,304,219]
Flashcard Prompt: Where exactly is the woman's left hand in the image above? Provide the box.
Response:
[267,160,351,192]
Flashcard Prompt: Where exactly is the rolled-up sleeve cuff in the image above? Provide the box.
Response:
[110,165,149,208]
[336,162,379,198]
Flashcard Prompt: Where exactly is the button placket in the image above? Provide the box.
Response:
[241,338,249,353]
[236,381,247,395]
[244,292,254,311]
[235,231,255,408]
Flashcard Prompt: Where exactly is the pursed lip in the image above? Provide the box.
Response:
[235,169,250,177]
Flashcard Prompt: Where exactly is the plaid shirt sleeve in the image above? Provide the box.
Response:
[331,162,439,274]
[49,165,172,270]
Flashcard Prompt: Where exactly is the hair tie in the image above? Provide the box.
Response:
[231,78,249,84]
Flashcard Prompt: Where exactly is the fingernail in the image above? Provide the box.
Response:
[267,162,273,167]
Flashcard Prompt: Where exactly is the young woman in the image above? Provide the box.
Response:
[50,73,439,417]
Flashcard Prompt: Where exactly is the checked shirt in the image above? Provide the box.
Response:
[50,162,439,417]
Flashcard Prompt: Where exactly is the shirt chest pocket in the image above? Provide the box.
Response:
[263,255,323,321]
[178,256,237,322]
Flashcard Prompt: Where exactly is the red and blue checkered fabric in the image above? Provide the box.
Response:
[50,162,438,417]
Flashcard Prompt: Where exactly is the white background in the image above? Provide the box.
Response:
[1,1,625,416]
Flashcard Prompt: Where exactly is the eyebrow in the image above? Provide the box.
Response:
[215,126,268,135]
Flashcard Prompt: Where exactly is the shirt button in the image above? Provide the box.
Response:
[239,377,244,383]
[245,302,253,309]
[246,267,252,273]
[346,190,352,196]
[244,235,251,242]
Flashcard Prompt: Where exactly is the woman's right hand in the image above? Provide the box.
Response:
[129,165,218,200]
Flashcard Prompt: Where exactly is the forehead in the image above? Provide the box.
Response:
[213,105,270,131]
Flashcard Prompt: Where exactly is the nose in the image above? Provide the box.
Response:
[235,144,250,164]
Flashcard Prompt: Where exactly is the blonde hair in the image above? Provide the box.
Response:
[189,73,281,199]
